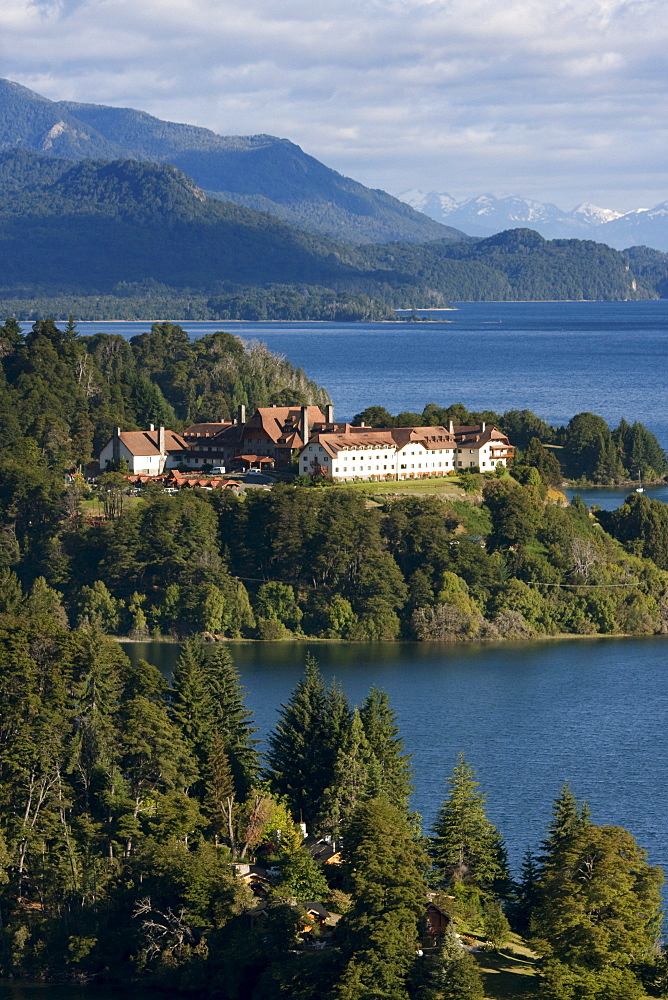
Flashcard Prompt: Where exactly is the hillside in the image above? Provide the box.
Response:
[0,78,464,246]
[0,150,656,314]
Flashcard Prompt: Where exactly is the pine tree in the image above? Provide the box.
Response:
[319,709,381,837]
[202,643,258,797]
[170,638,214,770]
[540,782,591,864]
[510,847,542,934]
[334,796,429,1000]
[483,898,510,950]
[417,929,485,1000]
[205,732,237,853]
[359,686,413,811]
[266,654,347,829]
[432,753,509,895]
[532,823,663,973]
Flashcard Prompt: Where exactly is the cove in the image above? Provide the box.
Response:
[122,635,668,879]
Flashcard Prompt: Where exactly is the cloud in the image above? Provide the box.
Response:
[1,0,667,208]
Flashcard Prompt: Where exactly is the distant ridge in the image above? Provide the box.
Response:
[0,78,466,246]
[0,149,652,315]
[400,189,668,252]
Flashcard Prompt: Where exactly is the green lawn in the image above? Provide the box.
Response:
[79,495,144,517]
[473,936,542,1000]
[331,478,469,498]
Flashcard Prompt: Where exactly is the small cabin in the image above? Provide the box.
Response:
[425,902,451,946]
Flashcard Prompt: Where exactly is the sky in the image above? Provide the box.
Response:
[1,0,667,212]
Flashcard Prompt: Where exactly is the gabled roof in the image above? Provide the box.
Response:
[306,425,456,458]
[392,426,455,450]
[117,429,188,456]
[453,425,513,448]
[245,406,327,448]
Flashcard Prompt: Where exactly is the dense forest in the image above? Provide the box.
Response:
[3,323,668,998]
[0,622,665,999]
[0,317,329,464]
[0,150,658,317]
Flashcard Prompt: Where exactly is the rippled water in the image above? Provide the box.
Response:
[122,636,668,878]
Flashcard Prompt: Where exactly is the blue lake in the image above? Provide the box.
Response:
[122,636,668,885]
[26,299,668,445]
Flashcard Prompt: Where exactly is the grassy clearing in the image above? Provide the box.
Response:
[79,496,144,517]
[331,478,468,498]
[473,934,542,1000]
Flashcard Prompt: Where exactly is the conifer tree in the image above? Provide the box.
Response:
[334,796,428,1000]
[540,782,591,865]
[359,686,413,811]
[510,847,542,934]
[206,732,236,853]
[202,643,258,796]
[417,928,485,1000]
[533,823,663,976]
[432,753,509,895]
[319,709,381,837]
[272,846,329,902]
[170,639,214,770]
[266,655,349,830]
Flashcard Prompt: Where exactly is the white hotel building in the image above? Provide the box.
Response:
[299,423,513,482]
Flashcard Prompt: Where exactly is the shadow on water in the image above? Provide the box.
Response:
[121,634,668,886]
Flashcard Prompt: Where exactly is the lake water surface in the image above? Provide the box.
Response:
[122,636,668,881]
[31,299,668,445]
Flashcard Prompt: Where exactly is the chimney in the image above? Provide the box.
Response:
[325,403,334,424]
[238,403,246,425]
[482,421,486,432]
[112,426,121,464]
[158,425,165,454]
[448,420,454,435]
[301,405,309,444]
[149,423,155,432]
[360,421,365,428]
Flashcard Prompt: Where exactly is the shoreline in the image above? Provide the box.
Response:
[114,630,658,647]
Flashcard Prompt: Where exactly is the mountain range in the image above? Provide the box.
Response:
[0,146,652,308]
[0,78,667,315]
[399,191,668,252]
[0,78,464,246]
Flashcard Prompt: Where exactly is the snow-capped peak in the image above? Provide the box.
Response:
[570,202,623,225]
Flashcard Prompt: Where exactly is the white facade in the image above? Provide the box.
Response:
[99,427,188,475]
[455,440,513,470]
[300,439,457,482]
[99,439,165,475]
[299,423,513,482]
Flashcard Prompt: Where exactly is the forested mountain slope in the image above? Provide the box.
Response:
[0,150,654,311]
[0,78,464,245]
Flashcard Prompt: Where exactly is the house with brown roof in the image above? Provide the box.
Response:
[238,404,332,469]
[300,420,514,482]
[99,425,188,475]
[179,405,334,471]
[451,422,515,471]
[299,424,458,482]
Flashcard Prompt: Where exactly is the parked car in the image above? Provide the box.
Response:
[247,469,262,476]
[211,466,226,474]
